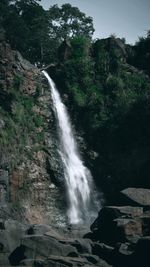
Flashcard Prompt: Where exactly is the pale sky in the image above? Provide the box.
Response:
[40,0,150,44]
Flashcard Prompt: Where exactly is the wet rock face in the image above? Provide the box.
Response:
[0,40,67,226]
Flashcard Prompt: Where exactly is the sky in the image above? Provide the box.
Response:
[40,0,150,44]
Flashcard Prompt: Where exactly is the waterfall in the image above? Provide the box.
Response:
[43,71,98,224]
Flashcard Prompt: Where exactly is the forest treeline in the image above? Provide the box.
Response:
[0,0,94,63]
[1,0,150,196]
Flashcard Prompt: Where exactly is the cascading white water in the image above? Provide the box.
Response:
[43,70,97,224]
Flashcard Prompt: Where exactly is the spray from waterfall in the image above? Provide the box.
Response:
[43,70,99,224]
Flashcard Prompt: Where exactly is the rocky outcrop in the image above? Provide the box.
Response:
[0,40,67,226]
[120,188,150,207]
[0,219,111,267]
[0,185,150,267]
[85,188,150,267]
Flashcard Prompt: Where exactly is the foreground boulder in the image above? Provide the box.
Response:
[21,256,112,267]
[89,206,143,244]
[132,236,150,267]
[1,187,150,267]
[121,188,150,207]
[21,234,78,258]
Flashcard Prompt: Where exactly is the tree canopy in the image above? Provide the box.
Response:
[1,1,94,64]
[127,31,150,75]
[47,4,94,39]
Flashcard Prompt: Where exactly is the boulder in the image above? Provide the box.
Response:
[121,188,150,207]
[16,51,35,70]
[114,218,143,241]
[21,259,45,267]
[21,235,78,258]
[118,242,134,256]
[59,238,92,254]
[141,213,150,236]
[27,224,52,235]
[0,219,28,254]
[90,206,143,244]
[82,254,100,264]
[0,253,10,266]
[91,206,143,232]
[92,242,114,261]
[8,245,26,265]
[132,236,150,267]
[21,256,92,267]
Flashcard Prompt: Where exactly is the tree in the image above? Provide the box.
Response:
[1,1,95,64]
[3,0,51,64]
[0,0,10,26]
[47,4,94,40]
[127,30,150,76]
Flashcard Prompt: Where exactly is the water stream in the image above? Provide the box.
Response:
[43,70,98,224]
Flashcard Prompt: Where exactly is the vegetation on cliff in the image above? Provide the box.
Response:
[54,36,150,198]
[0,0,150,199]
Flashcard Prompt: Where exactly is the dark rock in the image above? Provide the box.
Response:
[21,259,45,267]
[27,224,52,236]
[83,254,112,267]
[118,242,134,256]
[66,224,90,238]
[114,218,143,241]
[84,232,95,239]
[59,238,92,254]
[44,229,66,240]
[141,214,150,236]
[0,219,5,229]
[92,242,114,262]
[90,206,143,244]
[83,254,100,264]
[132,236,150,267]
[8,245,26,265]
[121,188,150,207]
[47,255,97,267]
[92,242,133,267]
[21,235,78,258]
[0,252,10,266]
[0,219,27,265]
[91,206,143,232]
[22,256,99,267]
[0,220,26,266]
[67,251,79,257]
[16,51,35,70]
[0,170,9,205]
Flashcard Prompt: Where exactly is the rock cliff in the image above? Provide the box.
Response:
[0,40,67,226]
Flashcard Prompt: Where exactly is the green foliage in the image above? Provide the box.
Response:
[1,1,94,64]
[47,4,94,40]
[72,85,86,107]
[13,74,24,88]
[127,30,150,75]
[57,34,150,194]
[0,85,45,169]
